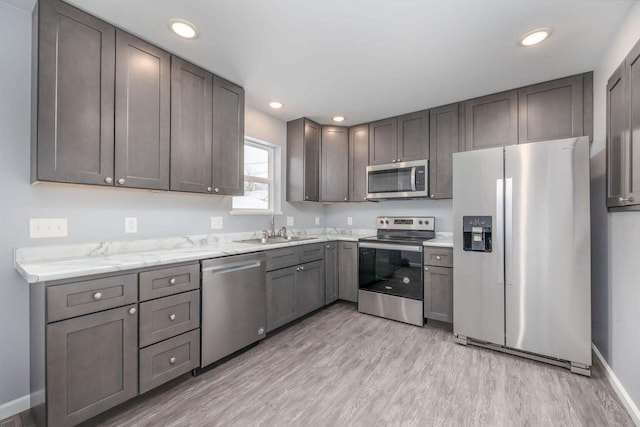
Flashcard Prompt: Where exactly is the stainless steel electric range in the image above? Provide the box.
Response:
[358,216,435,326]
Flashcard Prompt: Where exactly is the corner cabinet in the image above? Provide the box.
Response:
[321,126,349,202]
[607,39,640,210]
[287,118,321,202]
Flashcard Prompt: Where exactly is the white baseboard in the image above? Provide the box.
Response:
[0,394,29,421]
[593,343,640,426]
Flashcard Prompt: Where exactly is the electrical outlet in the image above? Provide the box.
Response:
[124,217,137,234]
[30,218,68,238]
[287,216,294,226]
[347,217,353,226]
[210,216,223,230]
[315,216,320,225]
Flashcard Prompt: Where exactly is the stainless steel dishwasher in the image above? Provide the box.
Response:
[200,252,267,368]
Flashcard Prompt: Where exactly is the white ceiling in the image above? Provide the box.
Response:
[11,0,636,125]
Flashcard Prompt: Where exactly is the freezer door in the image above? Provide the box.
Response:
[453,147,505,345]
[504,137,591,366]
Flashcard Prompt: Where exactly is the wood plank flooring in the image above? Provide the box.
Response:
[83,302,633,427]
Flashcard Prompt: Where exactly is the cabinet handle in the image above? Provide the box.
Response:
[436,256,441,260]
[169,357,176,364]
[344,198,347,201]
[117,178,125,185]
[296,267,300,271]
[299,266,305,271]
[424,267,429,271]
[129,307,137,315]
[326,245,331,249]
[93,292,102,300]
[397,159,401,162]
[392,159,397,163]
[169,278,176,285]
[214,188,220,193]
[104,177,113,184]
[431,194,435,198]
[619,196,634,204]
[207,187,212,192]
[305,195,309,200]
[169,314,176,321]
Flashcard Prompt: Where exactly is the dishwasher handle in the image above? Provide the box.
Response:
[202,260,262,275]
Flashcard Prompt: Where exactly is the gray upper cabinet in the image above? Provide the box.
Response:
[212,76,245,195]
[170,57,213,194]
[321,126,349,202]
[325,243,339,304]
[115,30,170,190]
[607,63,626,208]
[429,103,462,199]
[464,90,518,151]
[47,305,138,427]
[369,118,398,165]
[34,0,115,186]
[287,118,321,201]
[338,241,358,303]
[518,74,588,144]
[397,110,429,162]
[349,124,369,202]
[628,41,640,205]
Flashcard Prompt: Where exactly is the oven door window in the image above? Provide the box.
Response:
[368,167,413,193]
[358,248,423,300]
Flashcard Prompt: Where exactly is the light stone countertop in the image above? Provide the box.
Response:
[14,229,374,284]
[423,232,453,248]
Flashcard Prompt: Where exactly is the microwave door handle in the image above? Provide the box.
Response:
[411,167,416,191]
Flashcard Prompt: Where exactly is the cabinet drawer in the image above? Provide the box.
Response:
[139,264,200,301]
[266,247,298,271]
[424,247,453,267]
[47,274,138,323]
[139,290,200,347]
[298,243,324,264]
[139,329,200,394]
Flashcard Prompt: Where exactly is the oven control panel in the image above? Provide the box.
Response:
[376,216,435,231]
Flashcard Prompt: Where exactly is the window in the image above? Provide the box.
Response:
[232,138,278,213]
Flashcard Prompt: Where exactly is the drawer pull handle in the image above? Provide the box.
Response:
[424,267,429,271]
[169,278,177,285]
[129,307,137,315]
[93,292,102,300]
[169,314,176,321]
[169,357,176,364]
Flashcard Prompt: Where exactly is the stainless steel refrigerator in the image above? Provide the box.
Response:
[452,136,591,375]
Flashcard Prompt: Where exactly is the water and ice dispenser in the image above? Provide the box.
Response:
[462,216,492,252]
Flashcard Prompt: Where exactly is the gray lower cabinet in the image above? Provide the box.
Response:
[287,118,321,201]
[369,117,398,165]
[324,242,339,304]
[338,241,358,302]
[397,110,429,162]
[297,260,325,316]
[464,90,518,151]
[518,73,590,144]
[349,124,369,202]
[170,56,213,193]
[212,76,245,195]
[423,247,453,323]
[47,304,138,427]
[114,30,170,190]
[321,126,349,202]
[34,0,115,185]
[429,103,462,199]
[265,266,298,331]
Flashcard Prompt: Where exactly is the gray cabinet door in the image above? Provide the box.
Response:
[266,266,298,332]
[296,260,325,316]
[518,74,584,144]
[36,0,115,186]
[369,118,398,165]
[338,241,358,302]
[607,62,626,208]
[423,266,453,323]
[170,57,213,193]
[212,76,245,195]
[304,120,321,201]
[349,125,369,201]
[115,30,170,190]
[321,126,349,201]
[397,110,429,162]
[464,90,518,150]
[324,243,339,304]
[429,103,461,199]
[47,304,138,426]
[626,42,640,205]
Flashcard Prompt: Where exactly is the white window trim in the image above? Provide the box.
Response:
[230,136,283,216]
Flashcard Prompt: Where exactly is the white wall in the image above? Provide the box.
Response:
[0,1,323,411]
[591,0,640,412]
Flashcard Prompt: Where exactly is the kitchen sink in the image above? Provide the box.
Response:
[234,236,318,245]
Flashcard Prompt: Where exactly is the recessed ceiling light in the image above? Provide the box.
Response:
[520,28,551,46]
[269,102,283,109]
[333,116,345,122]
[169,19,198,39]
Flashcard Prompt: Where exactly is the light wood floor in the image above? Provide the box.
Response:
[84,302,633,427]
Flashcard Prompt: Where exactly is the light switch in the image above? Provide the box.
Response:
[347,217,353,226]
[287,216,294,226]
[210,217,223,230]
[125,217,137,234]
[30,218,68,238]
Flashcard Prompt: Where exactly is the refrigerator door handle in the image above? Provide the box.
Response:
[505,177,513,287]
[496,178,504,287]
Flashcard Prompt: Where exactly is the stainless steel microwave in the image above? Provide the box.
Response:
[366,159,429,200]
